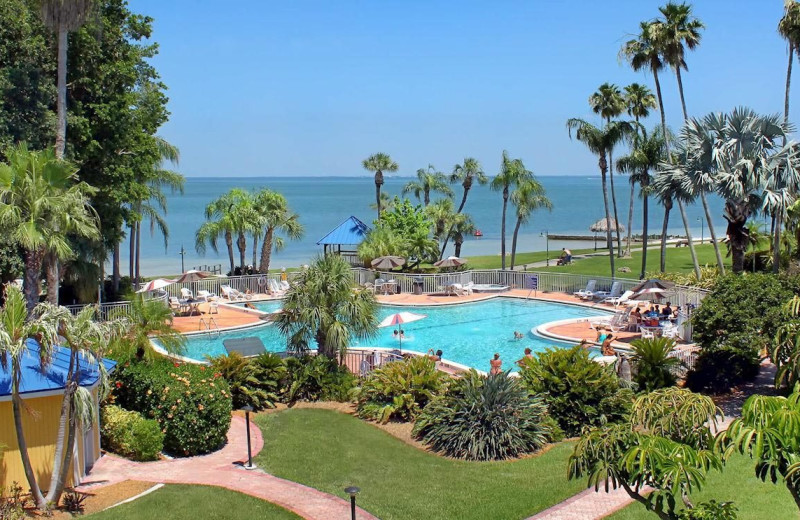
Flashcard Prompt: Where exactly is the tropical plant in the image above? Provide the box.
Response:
[448,211,476,258]
[590,83,626,256]
[114,296,186,362]
[357,225,406,266]
[413,370,552,461]
[780,1,800,131]
[773,296,800,389]
[100,404,164,461]
[491,151,533,270]
[717,387,800,511]
[282,354,356,403]
[629,337,681,391]
[0,143,100,310]
[363,153,398,220]
[356,356,448,423]
[439,157,487,256]
[569,388,724,519]
[276,254,377,359]
[253,189,304,274]
[369,192,397,214]
[566,119,637,276]
[509,177,551,268]
[206,351,281,410]
[369,198,439,268]
[195,189,253,275]
[518,344,631,436]
[403,164,452,206]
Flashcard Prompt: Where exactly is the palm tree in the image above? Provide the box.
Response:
[253,189,304,274]
[589,83,627,257]
[276,254,377,359]
[426,198,457,254]
[449,212,476,258]
[369,192,397,214]
[567,119,637,276]
[622,84,657,257]
[510,178,552,269]
[362,153,398,220]
[121,296,186,361]
[40,0,94,159]
[403,164,452,206]
[491,151,533,270]
[440,158,487,258]
[0,143,99,312]
[617,127,667,279]
[195,189,250,275]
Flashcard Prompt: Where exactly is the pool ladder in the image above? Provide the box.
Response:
[198,317,220,338]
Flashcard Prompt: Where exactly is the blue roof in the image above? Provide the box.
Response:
[0,340,116,397]
[316,216,371,246]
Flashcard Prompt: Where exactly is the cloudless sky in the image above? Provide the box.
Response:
[132,0,793,177]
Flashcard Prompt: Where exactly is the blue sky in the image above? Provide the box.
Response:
[134,0,792,177]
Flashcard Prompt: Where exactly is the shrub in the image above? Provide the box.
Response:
[413,371,552,461]
[100,405,164,461]
[0,482,26,520]
[519,345,631,437]
[678,501,738,520]
[60,489,88,514]
[356,356,448,423]
[629,337,681,391]
[688,274,800,392]
[114,360,232,456]
[206,352,283,410]
[283,355,355,403]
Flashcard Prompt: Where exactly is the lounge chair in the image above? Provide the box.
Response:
[268,279,286,296]
[463,282,474,295]
[197,290,217,302]
[180,288,194,300]
[279,280,290,291]
[602,290,639,307]
[593,282,622,300]
[221,285,246,301]
[573,280,597,300]
[447,283,465,296]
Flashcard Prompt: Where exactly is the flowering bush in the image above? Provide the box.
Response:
[113,360,232,456]
[100,405,163,461]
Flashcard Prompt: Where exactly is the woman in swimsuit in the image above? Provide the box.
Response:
[490,353,503,375]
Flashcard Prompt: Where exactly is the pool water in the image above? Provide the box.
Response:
[169,298,609,372]
[233,300,283,314]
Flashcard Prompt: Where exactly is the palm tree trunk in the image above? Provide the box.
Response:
[252,234,258,267]
[134,222,141,287]
[375,171,383,220]
[237,232,247,271]
[677,199,701,279]
[440,185,472,259]
[45,253,59,304]
[675,67,689,121]
[700,192,725,274]
[774,211,783,274]
[653,69,670,157]
[456,186,470,213]
[259,228,275,274]
[608,149,623,257]
[12,390,47,508]
[454,235,464,258]
[129,224,135,281]
[510,217,522,269]
[224,231,235,275]
[23,249,44,313]
[626,182,635,257]
[500,188,508,270]
[786,43,794,126]
[654,68,672,273]
[112,242,120,293]
[46,353,76,505]
[424,190,430,206]
[600,157,615,276]
[640,191,649,280]
[660,198,672,273]
[54,28,67,160]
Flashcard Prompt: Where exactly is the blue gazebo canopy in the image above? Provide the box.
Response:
[316,216,371,247]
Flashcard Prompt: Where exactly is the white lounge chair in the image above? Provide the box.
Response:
[573,280,597,300]
[180,287,194,300]
[602,290,637,307]
[269,279,286,296]
[221,285,246,301]
[593,282,622,300]
[447,283,465,296]
[197,290,217,302]
[279,280,290,291]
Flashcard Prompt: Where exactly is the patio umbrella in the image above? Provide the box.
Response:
[378,311,427,350]
[630,279,674,301]
[589,217,626,233]
[135,278,175,293]
[371,256,405,270]
[174,270,214,283]
[433,256,467,268]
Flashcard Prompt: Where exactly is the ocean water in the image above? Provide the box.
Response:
[121,175,731,276]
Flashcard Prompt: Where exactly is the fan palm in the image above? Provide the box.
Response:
[119,295,186,361]
[510,178,552,269]
[403,164,452,206]
[195,189,251,275]
[491,151,533,270]
[253,189,304,274]
[362,153,398,220]
[567,119,637,276]
[590,83,626,257]
[440,158,487,258]
[0,143,99,311]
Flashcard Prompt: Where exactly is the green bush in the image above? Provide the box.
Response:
[413,371,552,461]
[113,360,232,456]
[688,274,800,392]
[519,345,631,437]
[206,352,283,410]
[356,356,448,423]
[100,405,164,461]
[629,337,681,391]
[678,501,738,520]
[283,355,355,403]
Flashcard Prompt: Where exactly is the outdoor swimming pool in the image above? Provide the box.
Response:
[232,300,283,314]
[171,298,610,372]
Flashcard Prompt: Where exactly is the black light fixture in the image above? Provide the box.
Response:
[344,486,360,520]
[540,230,550,266]
[241,405,255,469]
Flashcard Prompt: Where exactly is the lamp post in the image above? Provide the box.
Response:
[344,486,360,520]
[241,405,255,469]
[696,217,704,245]
[179,245,187,273]
[540,230,549,266]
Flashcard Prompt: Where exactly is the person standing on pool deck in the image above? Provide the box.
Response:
[490,353,502,375]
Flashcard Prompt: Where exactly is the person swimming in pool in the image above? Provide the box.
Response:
[513,331,524,340]
[490,353,503,375]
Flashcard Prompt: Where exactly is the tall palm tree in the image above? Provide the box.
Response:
[403,164,453,206]
[254,189,304,274]
[617,127,667,279]
[510,178,552,269]
[490,151,533,270]
[195,189,250,275]
[362,153,398,220]
[623,84,657,257]
[276,254,377,360]
[40,0,94,159]
[589,83,627,257]
[567,119,637,276]
[369,192,397,214]
[0,143,99,312]
[440,158,487,258]
[426,197,457,253]
[450,212,476,258]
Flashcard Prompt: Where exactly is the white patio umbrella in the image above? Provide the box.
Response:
[371,256,405,270]
[433,256,467,268]
[136,278,175,293]
[378,311,427,350]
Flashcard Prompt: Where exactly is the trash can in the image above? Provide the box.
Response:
[413,277,424,295]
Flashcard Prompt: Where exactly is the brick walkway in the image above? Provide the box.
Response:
[78,415,377,520]
[526,486,652,520]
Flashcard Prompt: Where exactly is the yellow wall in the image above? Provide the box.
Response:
[0,390,99,489]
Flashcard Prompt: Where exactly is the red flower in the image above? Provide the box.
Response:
[115,382,122,388]
[200,366,206,371]
[173,362,180,367]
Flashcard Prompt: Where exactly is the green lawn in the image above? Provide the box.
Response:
[254,408,585,520]
[465,248,596,269]
[607,454,797,519]
[86,484,300,519]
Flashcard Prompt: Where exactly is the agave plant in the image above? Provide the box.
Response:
[413,370,552,461]
[629,337,681,391]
